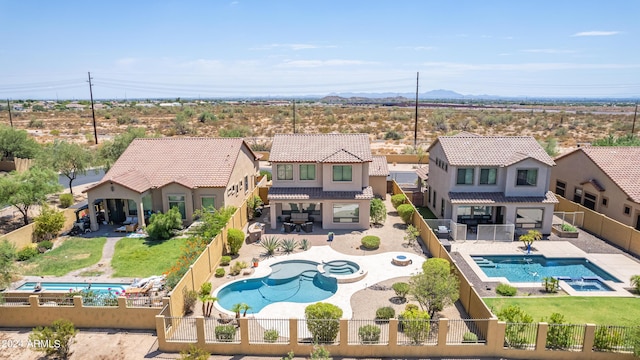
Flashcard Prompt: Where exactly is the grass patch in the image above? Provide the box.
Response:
[22,237,106,276]
[78,270,103,277]
[111,237,188,277]
[484,297,640,326]
[416,206,437,219]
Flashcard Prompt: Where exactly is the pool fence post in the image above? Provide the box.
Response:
[29,295,39,308]
[73,295,83,308]
[339,319,348,349]
[582,324,596,353]
[437,318,448,348]
[289,318,298,347]
[239,317,249,346]
[534,322,548,354]
[388,318,398,347]
[196,316,206,347]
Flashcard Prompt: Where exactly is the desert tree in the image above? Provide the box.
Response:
[0,167,61,225]
[97,127,146,170]
[0,125,40,160]
[39,140,93,195]
[408,258,459,317]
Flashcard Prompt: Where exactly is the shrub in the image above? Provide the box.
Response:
[463,332,478,343]
[259,170,272,181]
[397,204,415,224]
[247,195,263,220]
[261,236,280,255]
[310,344,332,360]
[214,324,236,342]
[300,238,310,251]
[358,324,381,344]
[593,326,625,352]
[147,207,183,240]
[183,288,198,315]
[496,283,517,296]
[280,238,298,253]
[33,205,65,242]
[263,329,279,343]
[29,319,78,359]
[226,228,245,255]
[17,246,39,261]
[561,223,577,232]
[59,193,74,208]
[369,198,387,224]
[199,282,212,296]
[361,235,380,250]
[375,306,395,321]
[390,194,407,209]
[37,240,54,252]
[230,261,248,276]
[220,255,231,266]
[546,313,571,350]
[404,224,419,245]
[400,306,431,344]
[179,344,210,360]
[542,277,559,293]
[215,268,225,277]
[496,305,533,349]
[0,239,17,289]
[50,129,60,136]
[392,282,410,301]
[632,275,640,294]
[385,130,404,140]
[305,302,343,343]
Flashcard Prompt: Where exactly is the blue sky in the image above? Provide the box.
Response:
[1,0,639,99]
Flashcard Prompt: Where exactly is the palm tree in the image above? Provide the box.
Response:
[199,294,217,317]
[631,275,640,294]
[231,303,243,318]
[240,303,252,317]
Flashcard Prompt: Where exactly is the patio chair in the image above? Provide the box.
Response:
[289,203,299,212]
[218,312,237,325]
[305,204,316,213]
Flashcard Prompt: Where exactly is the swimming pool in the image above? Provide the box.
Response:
[322,260,359,275]
[558,277,614,292]
[215,260,339,314]
[17,282,129,295]
[472,255,622,283]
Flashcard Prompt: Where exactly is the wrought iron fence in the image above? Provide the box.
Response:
[347,319,389,345]
[38,296,74,306]
[205,317,240,343]
[125,296,163,308]
[397,319,438,345]
[248,318,289,344]
[165,316,197,342]
[503,322,537,350]
[593,325,636,353]
[545,323,585,351]
[0,295,30,306]
[446,319,489,344]
[297,318,341,345]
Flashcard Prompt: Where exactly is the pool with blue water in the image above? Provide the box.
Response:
[17,282,128,294]
[472,255,621,283]
[216,260,340,314]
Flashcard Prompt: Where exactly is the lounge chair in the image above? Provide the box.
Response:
[125,280,154,295]
[218,312,236,325]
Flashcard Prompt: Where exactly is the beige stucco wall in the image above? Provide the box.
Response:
[369,175,387,199]
[551,150,640,228]
[270,162,324,188]
[321,199,370,230]
[223,145,260,208]
[321,163,365,191]
[193,188,225,212]
[160,183,194,224]
[0,209,76,249]
[503,158,551,197]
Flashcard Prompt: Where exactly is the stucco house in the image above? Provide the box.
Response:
[267,133,380,230]
[551,146,640,230]
[425,133,558,236]
[84,138,260,231]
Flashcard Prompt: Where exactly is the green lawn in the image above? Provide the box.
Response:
[416,206,437,219]
[484,297,640,326]
[111,237,188,278]
[23,237,106,276]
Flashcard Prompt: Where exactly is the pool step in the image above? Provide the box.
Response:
[474,258,496,268]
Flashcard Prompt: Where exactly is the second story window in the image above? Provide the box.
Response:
[456,168,474,185]
[277,164,293,180]
[516,169,538,186]
[333,165,352,182]
[299,164,316,180]
[479,168,497,185]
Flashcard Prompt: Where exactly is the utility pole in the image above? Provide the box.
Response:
[414,72,419,149]
[87,72,98,144]
[7,99,12,128]
[292,99,296,134]
[632,102,638,137]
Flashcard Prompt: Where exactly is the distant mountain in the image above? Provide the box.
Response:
[326,89,490,99]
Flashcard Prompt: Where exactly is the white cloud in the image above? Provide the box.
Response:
[253,43,335,51]
[572,31,620,37]
[277,59,375,68]
[230,1,239,5]
[522,49,576,54]
[420,61,640,72]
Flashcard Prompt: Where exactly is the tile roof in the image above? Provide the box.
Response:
[269,133,372,163]
[369,156,390,176]
[428,134,555,167]
[569,147,640,202]
[448,191,558,204]
[88,138,257,193]
[415,165,429,180]
[267,186,374,200]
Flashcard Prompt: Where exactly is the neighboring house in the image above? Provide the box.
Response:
[551,146,640,230]
[84,138,260,231]
[369,156,390,199]
[425,133,557,236]
[267,133,376,230]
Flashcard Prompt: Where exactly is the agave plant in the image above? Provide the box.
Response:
[280,238,298,254]
[300,238,310,251]
[261,236,280,256]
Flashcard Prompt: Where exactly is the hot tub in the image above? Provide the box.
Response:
[392,254,412,266]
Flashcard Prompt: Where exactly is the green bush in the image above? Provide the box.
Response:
[369,198,387,224]
[260,170,272,181]
[361,235,380,250]
[463,332,478,343]
[375,306,395,321]
[305,302,343,343]
[226,228,245,255]
[220,255,231,266]
[546,313,572,350]
[215,325,236,342]
[400,306,431,344]
[0,239,17,290]
[17,246,39,261]
[397,204,415,224]
[392,282,410,301]
[496,305,533,349]
[263,329,279,343]
[496,283,517,296]
[358,324,381,344]
[385,130,404,140]
[33,205,65,242]
[29,319,77,359]
[593,326,625,352]
[390,194,407,209]
[146,207,183,240]
[229,261,248,276]
[59,193,74,208]
[632,275,640,294]
[561,223,577,232]
[183,288,198,315]
[215,268,225,277]
[37,240,53,252]
[179,344,210,360]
